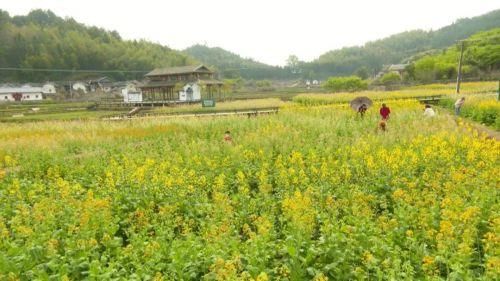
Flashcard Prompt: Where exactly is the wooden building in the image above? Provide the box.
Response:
[140,65,223,102]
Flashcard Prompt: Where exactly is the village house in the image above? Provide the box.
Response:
[0,83,55,102]
[375,63,409,79]
[89,76,113,92]
[71,82,88,93]
[121,81,143,103]
[42,83,57,95]
[138,65,223,102]
[387,64,409,77]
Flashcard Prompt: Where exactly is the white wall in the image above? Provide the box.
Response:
[22,93,43,101]
[122,87,142,103]
[179,83,201,101]
[72,83,87,93]
[0,87,44,102]
[42,84,57,94]
[0,94,14,102]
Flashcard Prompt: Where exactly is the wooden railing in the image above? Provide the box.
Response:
[102,107,280,120]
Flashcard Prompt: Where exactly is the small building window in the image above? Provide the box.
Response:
[4,96,7,100]
[35,95,39,98]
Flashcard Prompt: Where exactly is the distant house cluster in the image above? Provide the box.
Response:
[64,77,139,94]
[1,65,224,104]
[0,77,143,103]
[305,80,320,88]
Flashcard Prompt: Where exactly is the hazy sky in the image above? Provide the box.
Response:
[2,0,499,65]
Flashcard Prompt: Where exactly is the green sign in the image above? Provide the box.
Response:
[202,99,216,107]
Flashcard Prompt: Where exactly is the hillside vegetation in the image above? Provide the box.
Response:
[0,10,195,82]
[306,9,500,78]
[184,45,287,80]
[407,28,500,82]
[0,9,498,83]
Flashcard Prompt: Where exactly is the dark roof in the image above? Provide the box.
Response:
[388,64,408,71]
[198,79,223,85]
[145,65,214,77]
[140,79,223,88]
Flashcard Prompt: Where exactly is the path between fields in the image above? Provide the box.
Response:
[459,118,500,140]
[441,110,500,140]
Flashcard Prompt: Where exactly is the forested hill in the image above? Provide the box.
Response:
[407,28,500,82]
[0,8,499,83]
[0,9,195,82]
[184,45,288,80]
[307,9,500,78]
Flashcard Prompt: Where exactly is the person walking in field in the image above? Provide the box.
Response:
[358,104,368,118]
[379,103,391,120]
[376,119,387,132]
[224,130,233,144]
[423,104,436,117]
[454,97,465,116]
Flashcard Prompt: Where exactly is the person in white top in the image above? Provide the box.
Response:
[454,97,465,116]
[423,104,436,117]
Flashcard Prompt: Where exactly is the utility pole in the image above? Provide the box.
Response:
[456,41,465,94]
[69,81,73,100]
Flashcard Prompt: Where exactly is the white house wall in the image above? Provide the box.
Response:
[0,94,14,102]
[72,83,87,93]
[0,87,44,102]
[179,83,201,101]
[42,84,57,94]
[22,93,43,101]
[122,88,142,103]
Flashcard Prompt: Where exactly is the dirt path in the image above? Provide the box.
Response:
[458,117,500,140]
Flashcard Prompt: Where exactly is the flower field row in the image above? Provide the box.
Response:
[293,81,498,106]
[0,100,498,280]
[439,94,500,130]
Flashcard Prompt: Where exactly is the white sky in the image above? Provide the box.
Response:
[1,0,499,66]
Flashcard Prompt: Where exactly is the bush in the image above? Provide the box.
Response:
[322,76,368,92]
[380,72,401,85]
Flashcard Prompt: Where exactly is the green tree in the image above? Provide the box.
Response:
[286,55,301,74]
[323,76,368,92]
[380,72,401,85]
[355,67,370,80]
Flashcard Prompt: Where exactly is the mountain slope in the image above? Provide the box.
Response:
[408,28,500,81]
[184,45,287,79]
[0,9,196,82]
[308,9,500,78]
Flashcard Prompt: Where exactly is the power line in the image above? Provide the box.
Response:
[0,67,149,73]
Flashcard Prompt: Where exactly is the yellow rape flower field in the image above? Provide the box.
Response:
[0,98,498,280]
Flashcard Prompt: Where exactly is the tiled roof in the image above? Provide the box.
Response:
[145,65,213,77]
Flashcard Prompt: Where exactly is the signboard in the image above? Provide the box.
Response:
[202,99,216,107]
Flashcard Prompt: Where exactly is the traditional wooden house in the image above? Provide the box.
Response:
[140,65,223,102]
[387,64,409,76]
[375,64,409,79]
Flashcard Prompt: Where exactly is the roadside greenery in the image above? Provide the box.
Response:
[322,76,368,92]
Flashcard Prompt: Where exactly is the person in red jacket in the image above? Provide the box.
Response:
[379,103,391,120]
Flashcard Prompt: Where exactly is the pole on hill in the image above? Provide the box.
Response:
[456,41,465,94]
